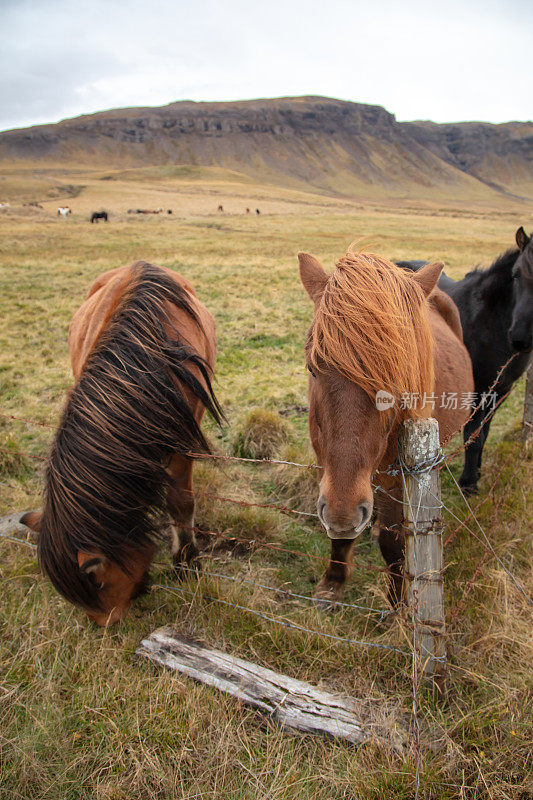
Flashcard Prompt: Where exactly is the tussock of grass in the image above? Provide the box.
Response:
[231,408,291,460]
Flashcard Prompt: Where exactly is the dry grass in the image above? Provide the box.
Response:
[0,165,532,799]
[231,409,291,459]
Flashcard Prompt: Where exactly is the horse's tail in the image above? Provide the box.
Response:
[38,262,222,609]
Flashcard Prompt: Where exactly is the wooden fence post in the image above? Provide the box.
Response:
[399,418,446,691]
[521,361,533,443]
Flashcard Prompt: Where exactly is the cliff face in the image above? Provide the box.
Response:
[404,120,533,196]
[1,96,531,201]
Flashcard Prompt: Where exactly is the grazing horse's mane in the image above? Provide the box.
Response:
[38,262,222,612]
[308,251,434,422]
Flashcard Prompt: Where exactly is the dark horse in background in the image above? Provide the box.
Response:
[21,262,222,625]
[397,227,533,494]
[91,211,108,223]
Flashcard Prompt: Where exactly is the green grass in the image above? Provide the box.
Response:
[0,171,532,799]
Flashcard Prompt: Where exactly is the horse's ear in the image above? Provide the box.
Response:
[20,510,42,533]
[78,551,109,580]
[516,227,530,252]
[298,253,329,304]
[410,261,444,297]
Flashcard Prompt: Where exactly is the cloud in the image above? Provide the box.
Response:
[1,0,531,131]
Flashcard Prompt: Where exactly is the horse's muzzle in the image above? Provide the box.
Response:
[317,496,373,539]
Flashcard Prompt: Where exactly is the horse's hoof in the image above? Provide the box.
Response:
[313,580,343,612]
[459,483,478,497]
[313,596,337,613]
[172,554,201,581]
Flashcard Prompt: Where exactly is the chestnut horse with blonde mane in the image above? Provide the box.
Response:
[22,261,221,625]
[299,250,473,605]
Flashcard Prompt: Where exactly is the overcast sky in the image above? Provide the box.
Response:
[1,0,531,132]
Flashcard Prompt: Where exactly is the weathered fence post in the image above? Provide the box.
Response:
[399,418,446,691]
[521,361,533,443]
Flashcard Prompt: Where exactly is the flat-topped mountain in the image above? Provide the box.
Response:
[1,96,532,202]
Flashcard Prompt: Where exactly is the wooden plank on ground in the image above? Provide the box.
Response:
[0,512,35,538]
[137,626,368,744]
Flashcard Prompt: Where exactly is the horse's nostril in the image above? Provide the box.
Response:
[358,502,372,530]
[317,496,326,521]
[511,338,532,352]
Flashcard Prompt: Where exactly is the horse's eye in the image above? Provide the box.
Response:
[307,364,316,378]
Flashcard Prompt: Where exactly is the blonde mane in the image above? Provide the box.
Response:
[309,251,434,421]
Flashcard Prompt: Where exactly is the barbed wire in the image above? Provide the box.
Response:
[442,463,533,606]
[0,357,524,481]
[195,490,319,519]
[0,411,56,430]
[0,531,405,655]
[194,525,389,573]
[409,471,533,607]
[152,582,410,656]
[443,439,524,549]
[0,446,46,461]
[176,562,389,617]
[0,532,37,549]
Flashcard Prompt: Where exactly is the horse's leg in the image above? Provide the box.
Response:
[476,414,493,472]
[459,409,486,494]
[166,457,199,577]
[314,538,356,605]
[376,489,405,607]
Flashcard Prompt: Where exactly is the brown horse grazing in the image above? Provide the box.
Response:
[21,261,222,625]
[298,250,473,606]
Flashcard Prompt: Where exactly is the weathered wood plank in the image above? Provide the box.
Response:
[399,418,446,688]
[0,512,35,539]
[137,626,368,743]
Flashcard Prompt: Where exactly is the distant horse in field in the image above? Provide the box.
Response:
[21,262,222,625]
[256,208,261,215]
[167,209,173,214]
[299,250,473,605]
[397,226,533,494]
[128,208,163,215]
[57,207,72,217]
[246,208,250,214]
[90,211,108,223]
[217,205,224,212]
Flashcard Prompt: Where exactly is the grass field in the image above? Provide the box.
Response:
[0,168,532,799]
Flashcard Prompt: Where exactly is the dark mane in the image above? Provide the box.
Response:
[38,262,222,612]
[463,247,519,299]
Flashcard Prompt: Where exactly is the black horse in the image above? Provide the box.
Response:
[91,211,108,223]
[398,227,533,494]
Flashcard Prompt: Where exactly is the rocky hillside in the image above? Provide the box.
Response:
[404,120,533,198]
[1,96,531,202]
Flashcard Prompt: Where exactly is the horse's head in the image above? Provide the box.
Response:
[21,510,155,626]
[509,227,533,353]
[299,251,442,539]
